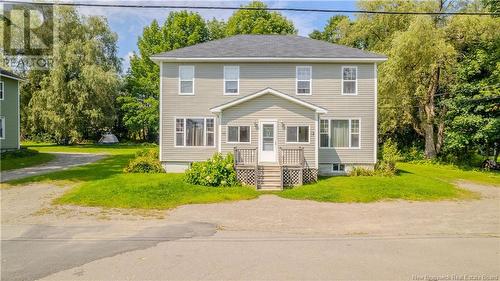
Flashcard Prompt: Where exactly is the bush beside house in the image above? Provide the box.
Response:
[185,153,238,187]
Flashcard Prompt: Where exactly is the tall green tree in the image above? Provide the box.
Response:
[225,1,297,35]
[28,7,120,144]
[121,11,209,141]
[207,18,227,40]
[309,15,351,43]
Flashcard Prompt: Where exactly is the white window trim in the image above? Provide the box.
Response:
[0,116,5,139]
[319,118,361,149]
[341,66,358,96]
[285,125,310,144]
[173,117,215,148]
[332,163,346,173]
[296,66,312,95]
[178,65,195,95]
[223,65,239,96]
[0,81,4,100]
[226,125,251,144]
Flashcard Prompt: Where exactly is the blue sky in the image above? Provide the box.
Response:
[77,0,358,70]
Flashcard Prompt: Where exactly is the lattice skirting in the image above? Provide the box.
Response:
[235,168,257,186]
[282,168,318,187]
[303,168,318,184]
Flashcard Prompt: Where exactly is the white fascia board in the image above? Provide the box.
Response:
[210,88,327,114]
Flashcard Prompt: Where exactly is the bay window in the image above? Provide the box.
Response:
[175,117,215,147]
[319,118,360,148]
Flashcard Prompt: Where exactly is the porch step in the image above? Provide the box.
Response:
[257,165,282,190]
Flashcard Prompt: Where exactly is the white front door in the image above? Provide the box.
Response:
[259,121,277,163]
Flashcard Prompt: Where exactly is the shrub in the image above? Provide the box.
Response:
[185,153,238,187]
[123,148,164,173]
[348,167,375,176]
[376,139,403,176]
[402,146,425,162]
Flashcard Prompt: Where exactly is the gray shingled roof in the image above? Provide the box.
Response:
[152,35,386,59]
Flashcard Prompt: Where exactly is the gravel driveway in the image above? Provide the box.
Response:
[1,153,104,182]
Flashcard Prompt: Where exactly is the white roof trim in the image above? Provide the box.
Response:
[0,73,24,81]
[210,88,328,114]
[151,57,387,64]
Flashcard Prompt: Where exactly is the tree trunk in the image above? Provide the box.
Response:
[424,123,437,158]
[421,66,441,159]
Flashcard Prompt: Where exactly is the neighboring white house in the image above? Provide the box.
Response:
[152,35,387,189]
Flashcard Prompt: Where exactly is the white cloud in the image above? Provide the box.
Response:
[122,51,134,72]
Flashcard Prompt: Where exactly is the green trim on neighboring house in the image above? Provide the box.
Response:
[0,74,20,151]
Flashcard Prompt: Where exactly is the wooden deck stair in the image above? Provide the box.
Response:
[258,165,282,190]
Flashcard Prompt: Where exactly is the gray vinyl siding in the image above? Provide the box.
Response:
[0,76,20,150]
[221,94,316,168]
[161,62,376,165]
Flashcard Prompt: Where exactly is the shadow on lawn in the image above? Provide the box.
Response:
[8,154,133,185]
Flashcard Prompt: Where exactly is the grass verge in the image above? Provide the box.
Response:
[55,173,260,209]
[1,150,56,171]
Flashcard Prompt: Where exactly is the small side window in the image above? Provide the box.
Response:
[0,82,4,100]
[224,66,239,95]
[227,126,250,143]
[0,116,5,139]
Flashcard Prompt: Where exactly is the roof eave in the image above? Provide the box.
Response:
[150,57,388,64]
[210,88,328,114]
[0,73,25,81]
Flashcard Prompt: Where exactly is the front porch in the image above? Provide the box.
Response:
[233,147,318,190]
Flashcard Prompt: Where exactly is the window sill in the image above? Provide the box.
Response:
[178,93,195,96]
[224,93,239,96]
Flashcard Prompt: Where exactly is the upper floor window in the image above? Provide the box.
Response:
[342,66,357,95]
[286,125,309,143]
[296,66,311,95]
[227,125,250,143]
[0,116,4,139]
[224,66,239,95]
[179,66,194,95]
[0,81,4,100]
[175,117,214,147]
[320,118,360,148]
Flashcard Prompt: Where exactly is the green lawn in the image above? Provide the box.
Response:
[8,143,500,207]
[279,162,499,203]
[1,150,56,171]
[23,142,155,155]
[55,173,259,209]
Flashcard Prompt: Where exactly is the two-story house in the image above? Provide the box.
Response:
[0,67,22,152]
[152,35,387,189]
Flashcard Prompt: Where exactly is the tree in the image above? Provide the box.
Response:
[379,17,456,158]
[309,15,351,43]
[225,1,297,35]
[121,11,209,141]
[207,18,227,40]
[28,7,120,144]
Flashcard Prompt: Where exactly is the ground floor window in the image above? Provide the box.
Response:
[332,163,345,172]
[286,125,309,143]
[0,116,4,139]
[175,117,214,147]
[320,118,360,148]
[227,125,250,143]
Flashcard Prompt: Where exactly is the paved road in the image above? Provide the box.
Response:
[1,153,104,182]
[1,222,216,281]
[41,232,500,281]
[1,181,499,280]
